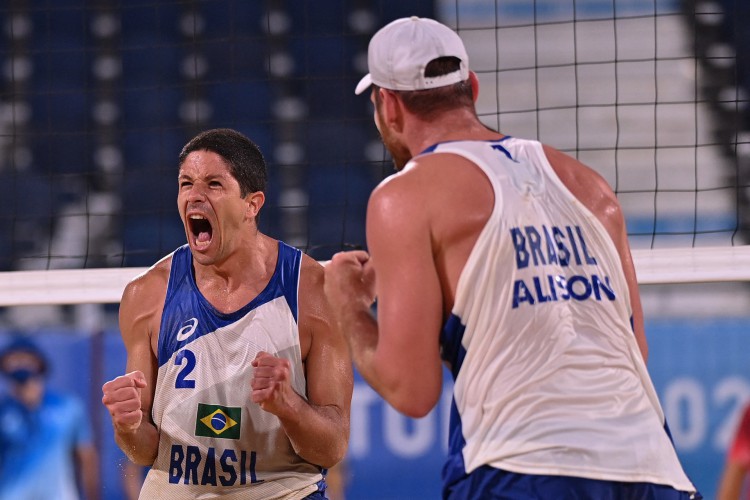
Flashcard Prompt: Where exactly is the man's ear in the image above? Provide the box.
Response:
[469,71,480,103]
[380,88,405,133]
[246,191,265,219]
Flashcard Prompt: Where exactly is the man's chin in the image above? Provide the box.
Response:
[190,243,216,264]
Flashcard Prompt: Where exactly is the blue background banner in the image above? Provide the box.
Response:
[1,316,747,499]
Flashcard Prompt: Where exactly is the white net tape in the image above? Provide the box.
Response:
[2,246,750,307]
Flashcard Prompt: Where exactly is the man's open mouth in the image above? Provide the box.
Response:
[189,214,213,250]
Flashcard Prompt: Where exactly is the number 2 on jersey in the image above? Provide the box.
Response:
[175,349,196,388]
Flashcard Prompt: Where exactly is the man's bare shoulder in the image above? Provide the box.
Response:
[296,252,337,361]
[542,143,615,195]
[118,254,173,352]
[369,152,489,222]
[542,143,625,236]
[370,155,440,205]
[121,254,173,305]
[390,151,483,185]
[299,253,325,291]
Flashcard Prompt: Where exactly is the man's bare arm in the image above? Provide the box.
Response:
[102,268,165,465]
[327,172,445,418]
[252,258,353,468]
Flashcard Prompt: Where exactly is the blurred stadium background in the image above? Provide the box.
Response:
[0,0,749,498]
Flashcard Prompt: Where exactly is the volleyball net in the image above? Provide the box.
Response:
[1,2,749,499]
[0,0,749,314]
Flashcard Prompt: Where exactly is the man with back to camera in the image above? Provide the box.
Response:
[101,128,353,499]
[323,16,700,499]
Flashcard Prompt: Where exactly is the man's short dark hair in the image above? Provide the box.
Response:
[179,128,267,198]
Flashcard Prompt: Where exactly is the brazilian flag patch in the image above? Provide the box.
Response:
[195,403,241,439]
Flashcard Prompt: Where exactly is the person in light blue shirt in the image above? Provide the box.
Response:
[0,336,100,500]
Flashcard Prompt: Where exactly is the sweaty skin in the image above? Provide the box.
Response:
[324,72,645,418]
[103,149,352,470]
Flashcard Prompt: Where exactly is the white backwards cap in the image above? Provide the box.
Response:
[355,16,470,95]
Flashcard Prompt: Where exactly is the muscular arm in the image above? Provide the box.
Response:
[328,171,445,418]
[544,145,647,361]
[252,258,352,468]
[103,266,165,466]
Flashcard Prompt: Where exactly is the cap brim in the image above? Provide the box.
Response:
[355,74,373,95]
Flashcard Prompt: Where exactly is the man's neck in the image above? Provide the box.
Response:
[193,233,279,314]
[408,110,503,157]
[195,232,276,291]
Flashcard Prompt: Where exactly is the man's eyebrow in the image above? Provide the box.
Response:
[177,172,227,181]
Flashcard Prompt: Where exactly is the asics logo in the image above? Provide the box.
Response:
[176,318,199,341]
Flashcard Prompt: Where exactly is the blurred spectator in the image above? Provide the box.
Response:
[717,402,750,500]
[0,335,100,500]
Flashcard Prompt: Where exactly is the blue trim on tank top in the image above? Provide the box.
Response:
[180,241,299,322]
[440,313,469,491]
[419,136,513,156]
[157,241,301,366]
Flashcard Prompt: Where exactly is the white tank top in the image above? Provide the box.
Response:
[435,138,695,492]
[139,242,323,499]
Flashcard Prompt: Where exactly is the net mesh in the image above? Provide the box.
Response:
[0,4,747,497]
[0,0,748,302]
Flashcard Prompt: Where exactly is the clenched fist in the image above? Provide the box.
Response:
[324,250,376,314]
[102,371,147,434]
[251,352,298,418]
